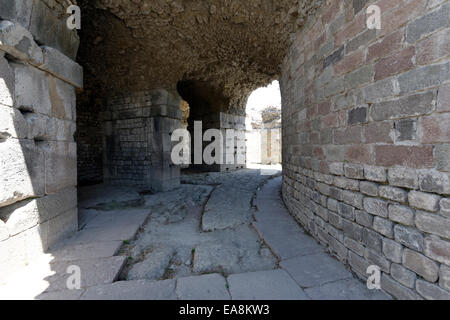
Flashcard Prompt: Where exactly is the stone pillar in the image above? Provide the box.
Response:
[189,112,246,172]
[102,89,182,192]
[0,1,82,283]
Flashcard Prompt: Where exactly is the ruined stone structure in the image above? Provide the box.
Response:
[0,0,450,299]
[246,106,282,165]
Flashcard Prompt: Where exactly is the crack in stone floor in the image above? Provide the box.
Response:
[119,169,281,281]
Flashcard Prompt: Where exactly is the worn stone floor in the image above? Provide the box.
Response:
[0,166,391,300]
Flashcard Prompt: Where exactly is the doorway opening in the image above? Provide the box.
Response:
[245,80,282,170]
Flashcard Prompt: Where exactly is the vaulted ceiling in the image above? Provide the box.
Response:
[78,0,323,112]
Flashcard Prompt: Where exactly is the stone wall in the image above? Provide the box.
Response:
[76,99,103,186]
[101,90,182,192]
[281,0,450,299]
[0,0,82,283]
[261,128,282,165]
[189,112,247,172]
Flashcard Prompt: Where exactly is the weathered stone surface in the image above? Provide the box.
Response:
[360,181,378,197]
[440,265,450,291]
[371,91,436,121]
[416,279,450,300]
[127,247,174,281]
[81,279,177,300]
[373,217,393,238]
[381,274,423,300]
[0,0,33,29]
[228,269,309,300]
[43,256,127,292]
[391,263,416,289]
[403,249,439,282]
[0,139,45,207]
[50,241,122,262]
[10,62,51,115]
[394,225,424,252]
[43,141,77,195]
[0,20,43,65]
[65,223,140,245]
[364,248,391,273]
[364,165,387,182]
[383,238,403,264]
[28,0,80,60]
[440,198,450,218]
[192,244,240,274]
[408,191,440,212]
[305,278,391,300]
[362,228,383,252]
[355,210,373,228]
[379,186,408,203]
[389,205,415,226]
[418,170,450,195]
[405,3,450,43]
[0,53,14,107]
[280,252,352,288]
[398,62,450,94]
[176,274,230,300]
[416,211,450,239]
[424,236,450,266]
[80,0,325,113]
[83,208,149,229]
[40,47,83,89]
[363,198,388,218]
[202,186,253,231]
[36,289,85,300]
[388,167,418,189]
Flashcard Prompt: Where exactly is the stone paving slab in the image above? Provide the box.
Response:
[280,253,353,288]
[35,289,85,300]
[63,223,140,245]
[81,279,177,300]
[78,184,142,209]
[227,269,309,300]
[305,278,391,300]
[49,241,123,262]
[84,208,149,229]
[253,220,324,260]
[42,256,126,292]
[304,278,392,300]
[176,274,231,300]
[202,186,254,231]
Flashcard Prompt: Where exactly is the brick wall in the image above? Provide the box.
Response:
[76,97,103,185]
[281,0,450,299]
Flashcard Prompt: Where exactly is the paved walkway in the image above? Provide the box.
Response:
[0,172,391,300]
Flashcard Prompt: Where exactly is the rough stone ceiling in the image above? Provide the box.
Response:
[78,0,323,111]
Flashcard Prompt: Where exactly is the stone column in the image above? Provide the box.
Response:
[102,89,182,192]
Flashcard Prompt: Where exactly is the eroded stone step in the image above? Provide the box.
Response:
[253,220,324,260]
[280,253,353,288]
[176,273,231,300]
[49,241,123,262]
[304,278,392,300]
[42,256,127,293]
[81,279,177,300]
